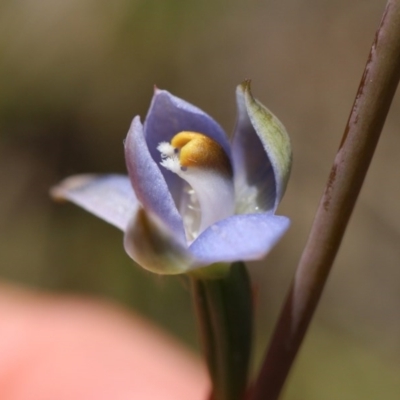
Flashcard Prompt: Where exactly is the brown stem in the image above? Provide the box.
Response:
[251,1,400,399]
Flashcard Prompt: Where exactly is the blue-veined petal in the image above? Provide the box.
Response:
[124,207,192,274]
[188,213,290,267]
[124,116,187,245]
[232,81,292,214]
[50,174,136,231]
[144,89,231,204]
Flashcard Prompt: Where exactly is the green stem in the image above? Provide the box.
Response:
[252,1,400,399]
[191,262,253,400]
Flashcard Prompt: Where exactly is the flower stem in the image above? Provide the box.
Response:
[191,262,253,400]
[251,1,400,399]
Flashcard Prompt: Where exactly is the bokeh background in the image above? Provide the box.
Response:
[1,1,400,398]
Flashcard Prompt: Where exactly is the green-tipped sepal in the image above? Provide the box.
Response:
[233,80,292,213]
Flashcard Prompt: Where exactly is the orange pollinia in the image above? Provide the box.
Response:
[171,131,232,176]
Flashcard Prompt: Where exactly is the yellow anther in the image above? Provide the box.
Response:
[171,131,232,176]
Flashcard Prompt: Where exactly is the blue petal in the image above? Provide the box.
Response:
[124,116,186,245]
[50,174,136,231]
[143,88,231,203]
[189,213,290,267]
[232,90,275,213]
[232,82,292,214]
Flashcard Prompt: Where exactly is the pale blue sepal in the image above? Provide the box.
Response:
[124,207,192,274]
[189,213,290,267]
[232,81,292,214]
[124,116,187,246]
[50,174,137,231]
[144,89,231,163]
[143,88,232,205]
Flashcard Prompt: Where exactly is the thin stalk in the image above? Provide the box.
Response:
[192,262,253,400]
[252,1,400,399]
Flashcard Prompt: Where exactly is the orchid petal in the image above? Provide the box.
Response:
[124,116,186,245]
[232,81,292,214]
[50,174,136,231]
[124,207,192,274]
[143,89,231,203]
[189,213,290,267]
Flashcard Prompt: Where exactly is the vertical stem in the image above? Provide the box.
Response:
[192,262,253,400]
[252,1,400,399]
[192,278,218,394]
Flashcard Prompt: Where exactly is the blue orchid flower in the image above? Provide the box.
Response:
[51,81,292,275]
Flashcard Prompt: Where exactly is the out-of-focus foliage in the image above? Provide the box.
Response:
[1,1,400,398]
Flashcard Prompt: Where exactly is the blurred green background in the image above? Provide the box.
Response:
[1,0,400,398]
